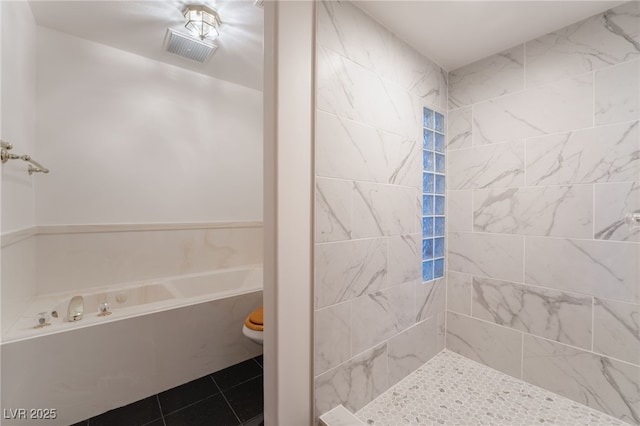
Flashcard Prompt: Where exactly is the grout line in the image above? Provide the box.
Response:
[156,395,167,426]
[212,376,243,425]
[520,331,525,380]
[450,310,640,368]
[591,297,595,352]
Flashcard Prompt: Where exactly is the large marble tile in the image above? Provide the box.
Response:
[316,110,389,183]
[351,282,415,355]
[447,272,472,316]
[448,45,524,109]
[387,137,421,188]
[595,182,640,242]
[317,46,420,139]
[472,277,592,349]
[593,297,640,366]
[472,74,593,145]
[447,232,524,283]
[526,2,640,87]
[352,182,417,238]
[473,186,593,238]
[314,343,387,416]
[448,141,525,190]
[387,234,420,287]
[447,107,472,150]
[525,237,640,303]
[526,121,640,186]
[315,302,352,376]
[447,190,473,232]
[416,278,446,321]
[596,59,640,126]
[523,335,640,424]
[315,178,352,243]
[315,238,387,309]
[387,317,440,386]
[446,312,522,378]
[317,0,447,108]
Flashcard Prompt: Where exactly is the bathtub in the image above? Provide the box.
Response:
[0,265,263,425]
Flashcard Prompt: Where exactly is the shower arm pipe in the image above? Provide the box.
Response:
[1,141,49,175]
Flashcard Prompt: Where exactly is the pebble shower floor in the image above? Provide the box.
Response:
[356,350,625,426]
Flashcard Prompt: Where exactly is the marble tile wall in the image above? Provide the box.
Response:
[314,0,447,419]
[445,2,640,424]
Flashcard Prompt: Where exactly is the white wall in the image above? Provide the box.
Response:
[1,1,38,334]
[1,1,37,233]
[35,27,263,225]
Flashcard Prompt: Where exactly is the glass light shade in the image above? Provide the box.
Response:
[183,5,220,40]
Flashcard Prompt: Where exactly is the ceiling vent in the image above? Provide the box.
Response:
[163,29,217,63]
[253,0,264,8]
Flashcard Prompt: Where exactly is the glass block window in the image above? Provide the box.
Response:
[422,107,445,282]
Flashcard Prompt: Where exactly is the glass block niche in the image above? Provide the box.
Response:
[422,107,445,282]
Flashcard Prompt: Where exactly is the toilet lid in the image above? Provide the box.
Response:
[244,307,263,331]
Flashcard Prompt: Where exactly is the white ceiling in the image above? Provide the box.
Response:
[28,1,628,90]
[29,1,264,91]
[355,1,627,71]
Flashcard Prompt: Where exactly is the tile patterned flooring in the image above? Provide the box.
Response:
[356,350,626,426]
[72,355,263,426]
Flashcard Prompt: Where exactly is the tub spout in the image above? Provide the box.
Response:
[67,296,84,321]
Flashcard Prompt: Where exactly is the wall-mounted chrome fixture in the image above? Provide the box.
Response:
[1,140,49,175]
[626,211,640,229]
[183,5,221,41]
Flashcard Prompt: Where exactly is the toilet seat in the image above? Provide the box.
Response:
[242,307,263,345]
[244,307,263,331]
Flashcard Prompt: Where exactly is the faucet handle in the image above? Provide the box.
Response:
[67,296,84,321]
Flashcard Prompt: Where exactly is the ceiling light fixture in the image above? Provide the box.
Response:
[183,5,221,41]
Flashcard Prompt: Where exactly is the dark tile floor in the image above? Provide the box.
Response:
[71,355,264,426]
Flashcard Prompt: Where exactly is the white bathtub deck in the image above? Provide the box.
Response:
[356,350,626,426]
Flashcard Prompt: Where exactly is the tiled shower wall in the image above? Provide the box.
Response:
[445,2,640,424]
[313,0,448,418]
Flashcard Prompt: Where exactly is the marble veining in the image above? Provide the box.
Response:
[315,238,387,309]
[351,282,415,355]
[526,120,640,186]
[387,234,420,287]
[315,178,352,243]
[526,2,640,86]
[523,335,639,424]
[317,0,447,109]
[315,343,388,416]
[316,110,389,184]
[416,278,446,322]
[525,236,640,303]
[473,185,593,238]
[352,182,417,238]
[472,74,593,145]
[448,45,524,109]
[447,107,473,151]
[387,317,440,387]
[472,277,592,349]
[595,182,640,242]
[593,297,640,366]
[448,141,525,190]
[356,350,625,426]
[315,302,352,376]
[595,59,640,126]
[317,45,420,139]
[446,311,523,378]
[447,231,524,283]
